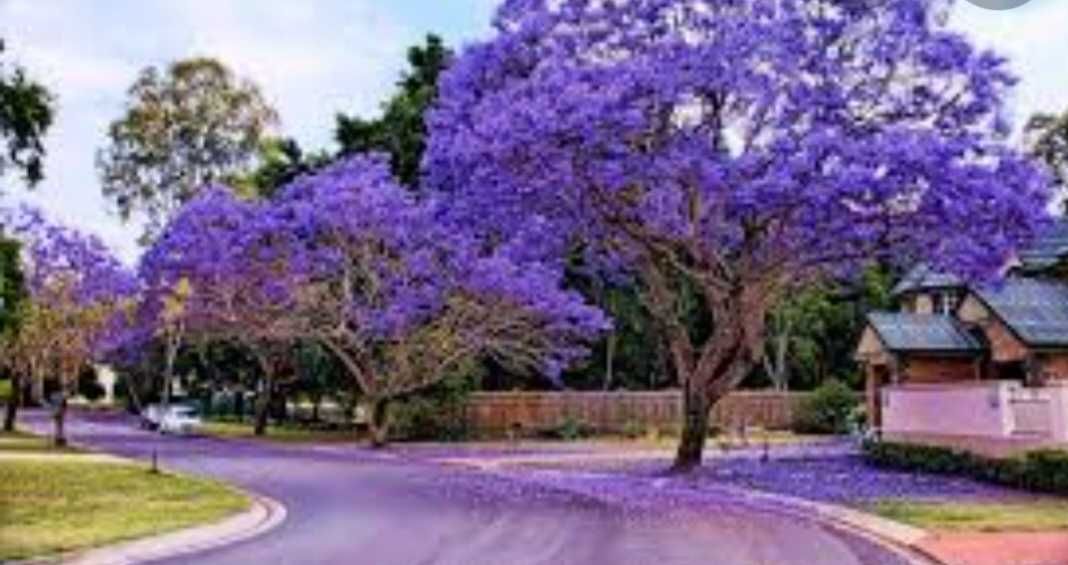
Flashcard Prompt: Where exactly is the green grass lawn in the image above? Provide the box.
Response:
[200,420,360,444]
[870,499,1068,532]
[0,430,79,453]
[0,378,10,401]
[0,431,248,561]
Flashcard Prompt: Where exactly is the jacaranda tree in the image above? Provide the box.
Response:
[140,190,304,436]
[424,0,1052,470]
[270,155,608,445]
[3,208,135,445]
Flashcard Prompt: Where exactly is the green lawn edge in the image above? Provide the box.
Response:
[0,431,250,561]
[867,499,1068,533]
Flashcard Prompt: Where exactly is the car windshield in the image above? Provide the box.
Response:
[171,406,199,417]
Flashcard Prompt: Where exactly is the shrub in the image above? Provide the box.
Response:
[621,419,645,439]
[77,367,106,402]
[389,374,475,442]
[538,416,594,441]
[862,440,1068,496]
[793,380,857,435]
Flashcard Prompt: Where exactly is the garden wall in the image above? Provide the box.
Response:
[463,390,811,436]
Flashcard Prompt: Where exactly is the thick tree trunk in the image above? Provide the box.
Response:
[4,375,20,432]
[368,398,390,448]
[253,374,273,437]
[603,332,616,391]
[672,383,711,472]
[53,394,68,447]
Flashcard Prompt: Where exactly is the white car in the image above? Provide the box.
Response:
[159,405,202,435]
[140,404,164,430]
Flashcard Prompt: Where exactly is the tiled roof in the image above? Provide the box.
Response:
[1017,220,1068,271]
[891,264,963,297]
[867,312,983,353]
[975,278,1068,347]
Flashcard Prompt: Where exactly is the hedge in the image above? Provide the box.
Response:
[862,440,1068,496]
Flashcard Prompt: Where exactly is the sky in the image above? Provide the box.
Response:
[0,0,1064,264]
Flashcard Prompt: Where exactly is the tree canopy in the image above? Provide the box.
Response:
[336,35,451,187]
[0,39,54,187]
[135,155,607,441]
[97,57,278,242]
[425,0,1051,469]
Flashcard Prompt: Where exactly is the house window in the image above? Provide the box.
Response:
[931,291,959,315]
[932,293,945,315]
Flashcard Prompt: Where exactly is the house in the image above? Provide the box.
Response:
[856,225,1068,458]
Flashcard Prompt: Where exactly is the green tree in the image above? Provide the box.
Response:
[335,35,451,187]
[0,39,54,186]
[231,137,331,200]
[97,57,278,242]
[760,267,894,391]
[0,237,27,431]
[1027,111,1068,201]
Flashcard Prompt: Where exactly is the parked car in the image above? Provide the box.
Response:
[159,405,202,435]
[140,404,164,430]
[140,404,202,435]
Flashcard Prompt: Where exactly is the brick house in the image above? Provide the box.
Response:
[856,224,1068,457]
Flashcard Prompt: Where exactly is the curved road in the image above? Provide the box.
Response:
[24,411,914,565]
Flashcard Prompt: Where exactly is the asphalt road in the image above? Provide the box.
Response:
[22,411,913,565]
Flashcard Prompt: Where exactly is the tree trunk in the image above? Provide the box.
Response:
[603,332,616,391]
[368,397,390,448]
[253,374,273,437]
[53,393,68,447]
[30,375,44,407]
[311,394,321,422]
[3,374,20,432]
[672,382,711,472]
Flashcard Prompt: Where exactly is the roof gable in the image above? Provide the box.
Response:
[891,264,963,297]
[866,312,983,353]
[974,278,1068,348]
[1017,220,1068,272]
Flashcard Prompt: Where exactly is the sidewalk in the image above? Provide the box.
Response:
[917,531,1068,565]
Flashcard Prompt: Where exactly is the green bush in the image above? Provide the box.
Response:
[862,440,1068,496]
[389,374,475,442]
[538,416,594,441]
[793,380,858,435]
[77,367,106,402]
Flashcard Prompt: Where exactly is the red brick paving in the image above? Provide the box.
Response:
[917,532,1068,565]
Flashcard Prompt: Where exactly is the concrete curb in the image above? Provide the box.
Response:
[437,456,942,565]
[706,485,942,565]
[54,492,286,565]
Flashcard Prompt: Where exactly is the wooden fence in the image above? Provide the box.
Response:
[463,390,811,436]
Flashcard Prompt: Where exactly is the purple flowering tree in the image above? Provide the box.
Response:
[140,189,307,436]
[271,156,608,445]
[425,0,1052,469]
[2,208,135,445]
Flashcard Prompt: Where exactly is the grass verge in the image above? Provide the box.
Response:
[200,420,359,444]
[0,430,81,454]
[869,499,1068,532]
[0,431,248,561]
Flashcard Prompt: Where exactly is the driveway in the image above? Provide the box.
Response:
[22,411,914,565]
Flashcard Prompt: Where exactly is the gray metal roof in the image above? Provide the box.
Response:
[891,264,964,297]
[975,278,1068,347]
[867,312,983,353]
[1017,220,1068,271]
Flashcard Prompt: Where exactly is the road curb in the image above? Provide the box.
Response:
[716,487,943,565]
[436,455,943,564]
[53,492,287,565]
